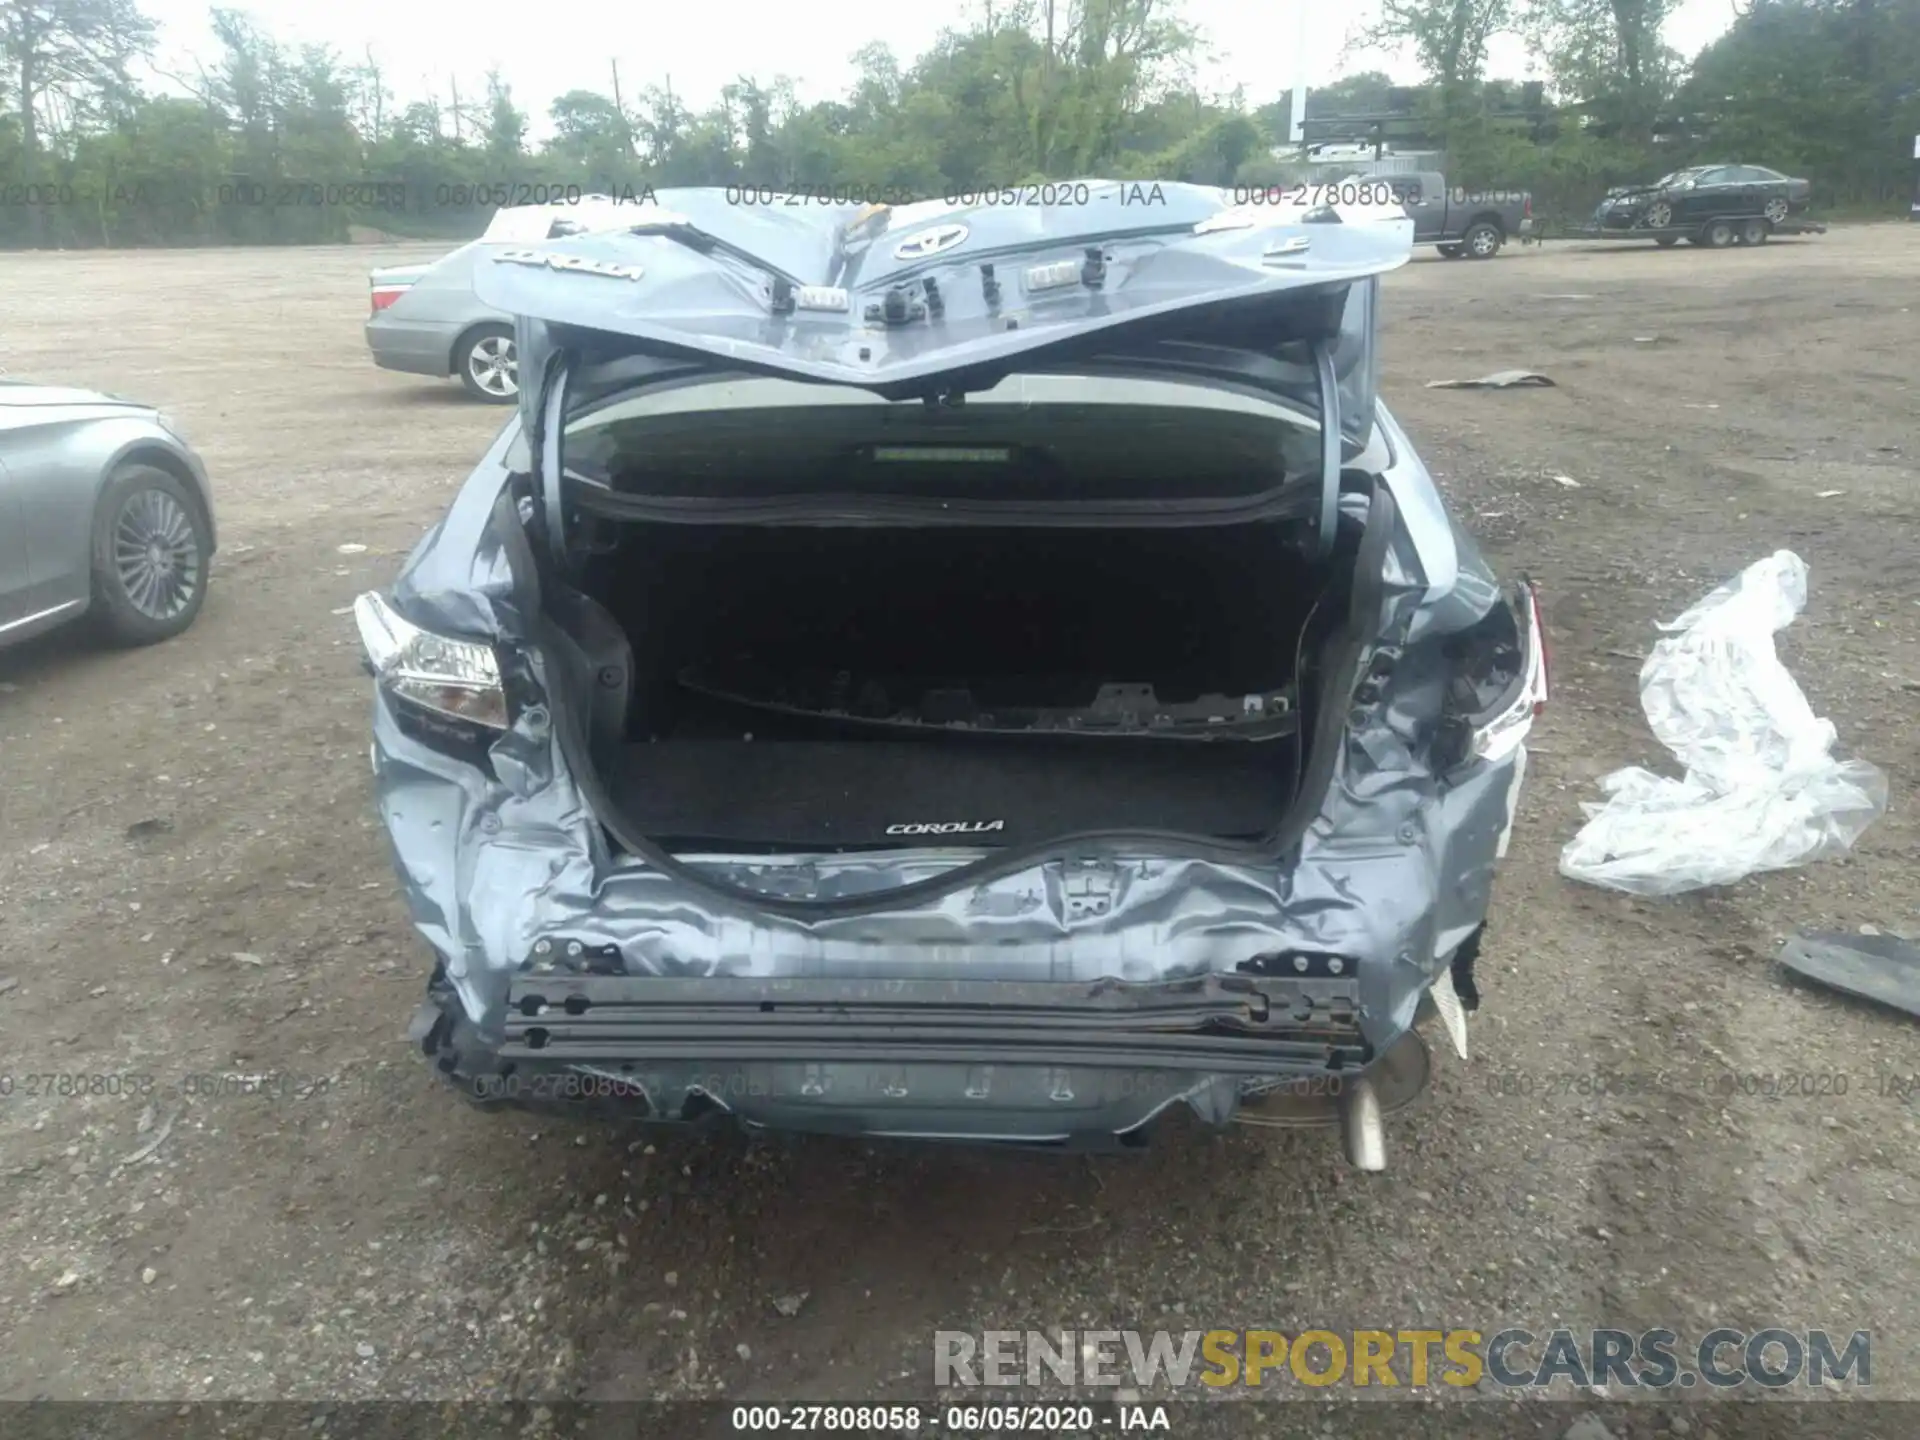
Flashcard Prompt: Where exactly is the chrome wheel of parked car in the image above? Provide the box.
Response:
[1463,222,1503,259]
[116,488,199,620]
[457,326,518,403]
[1639,201,1673,229]
[1763,197,1789,223]
[90,463,211,646]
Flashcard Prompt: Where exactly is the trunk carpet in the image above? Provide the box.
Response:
[604,739,1290,849]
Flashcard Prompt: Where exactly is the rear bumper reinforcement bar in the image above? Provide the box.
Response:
[499,972,1370,1075]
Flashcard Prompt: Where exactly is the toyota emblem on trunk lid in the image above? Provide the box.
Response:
[893,223,970,260]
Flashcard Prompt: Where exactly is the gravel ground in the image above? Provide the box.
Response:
[0,226,1916,1439]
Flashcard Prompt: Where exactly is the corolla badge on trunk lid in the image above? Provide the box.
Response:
[493,249,646,281]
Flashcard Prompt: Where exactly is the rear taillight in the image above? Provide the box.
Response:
[1432,584,1548,771]
[1523,194,1532,218]
[1469,585,1548,765]
[354,592,508,731]
[370,285,409,315]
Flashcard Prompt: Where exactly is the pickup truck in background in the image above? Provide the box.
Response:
[1392,172,1533,259]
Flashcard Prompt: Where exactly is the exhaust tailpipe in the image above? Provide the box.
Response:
[1234,1032,1429,1164]
[1339,1074,1387,1171]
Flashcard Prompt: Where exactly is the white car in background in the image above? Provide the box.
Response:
[1307,140,1393,161]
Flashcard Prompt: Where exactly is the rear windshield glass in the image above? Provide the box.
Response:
[561,372,1327,503]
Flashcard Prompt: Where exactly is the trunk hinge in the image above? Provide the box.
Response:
[1310,337,1340,562]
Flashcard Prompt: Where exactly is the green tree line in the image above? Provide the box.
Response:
[1,0,1914,248]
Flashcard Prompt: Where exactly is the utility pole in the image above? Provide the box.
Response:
[450,76,462,143]
[1287,0,1309,147]
[611,59,631,164]
[364,46,385,140]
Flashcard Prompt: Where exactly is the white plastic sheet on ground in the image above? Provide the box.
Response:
[1559,550,1888,896]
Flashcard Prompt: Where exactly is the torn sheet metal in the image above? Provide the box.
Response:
[1429,972,1470,1059]
[374,674,1520,1046]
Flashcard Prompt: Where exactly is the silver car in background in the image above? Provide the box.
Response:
[365,242,521,402]
[0,381,216,650]
[364,196,673,403]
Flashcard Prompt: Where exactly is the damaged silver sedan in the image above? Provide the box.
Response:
[354,184,1547,1165]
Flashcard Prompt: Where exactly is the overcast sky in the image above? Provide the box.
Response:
[136,0,1740,140]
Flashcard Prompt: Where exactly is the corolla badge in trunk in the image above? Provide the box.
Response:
[885,820,1005,836]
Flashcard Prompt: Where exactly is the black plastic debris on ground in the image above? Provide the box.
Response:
[1779,929,1920,1019]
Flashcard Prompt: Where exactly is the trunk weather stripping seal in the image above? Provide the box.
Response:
[1311,338,1339,561]
[511,364,1397,919]
[535,355,572,576]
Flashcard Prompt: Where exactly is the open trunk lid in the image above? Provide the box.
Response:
[475,182,1408,436]
[473,182,1408,562]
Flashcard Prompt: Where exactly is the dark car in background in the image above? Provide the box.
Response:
[1592,164,1811,245]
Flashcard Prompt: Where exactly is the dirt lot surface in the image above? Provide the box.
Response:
[2,226,1917,1434]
